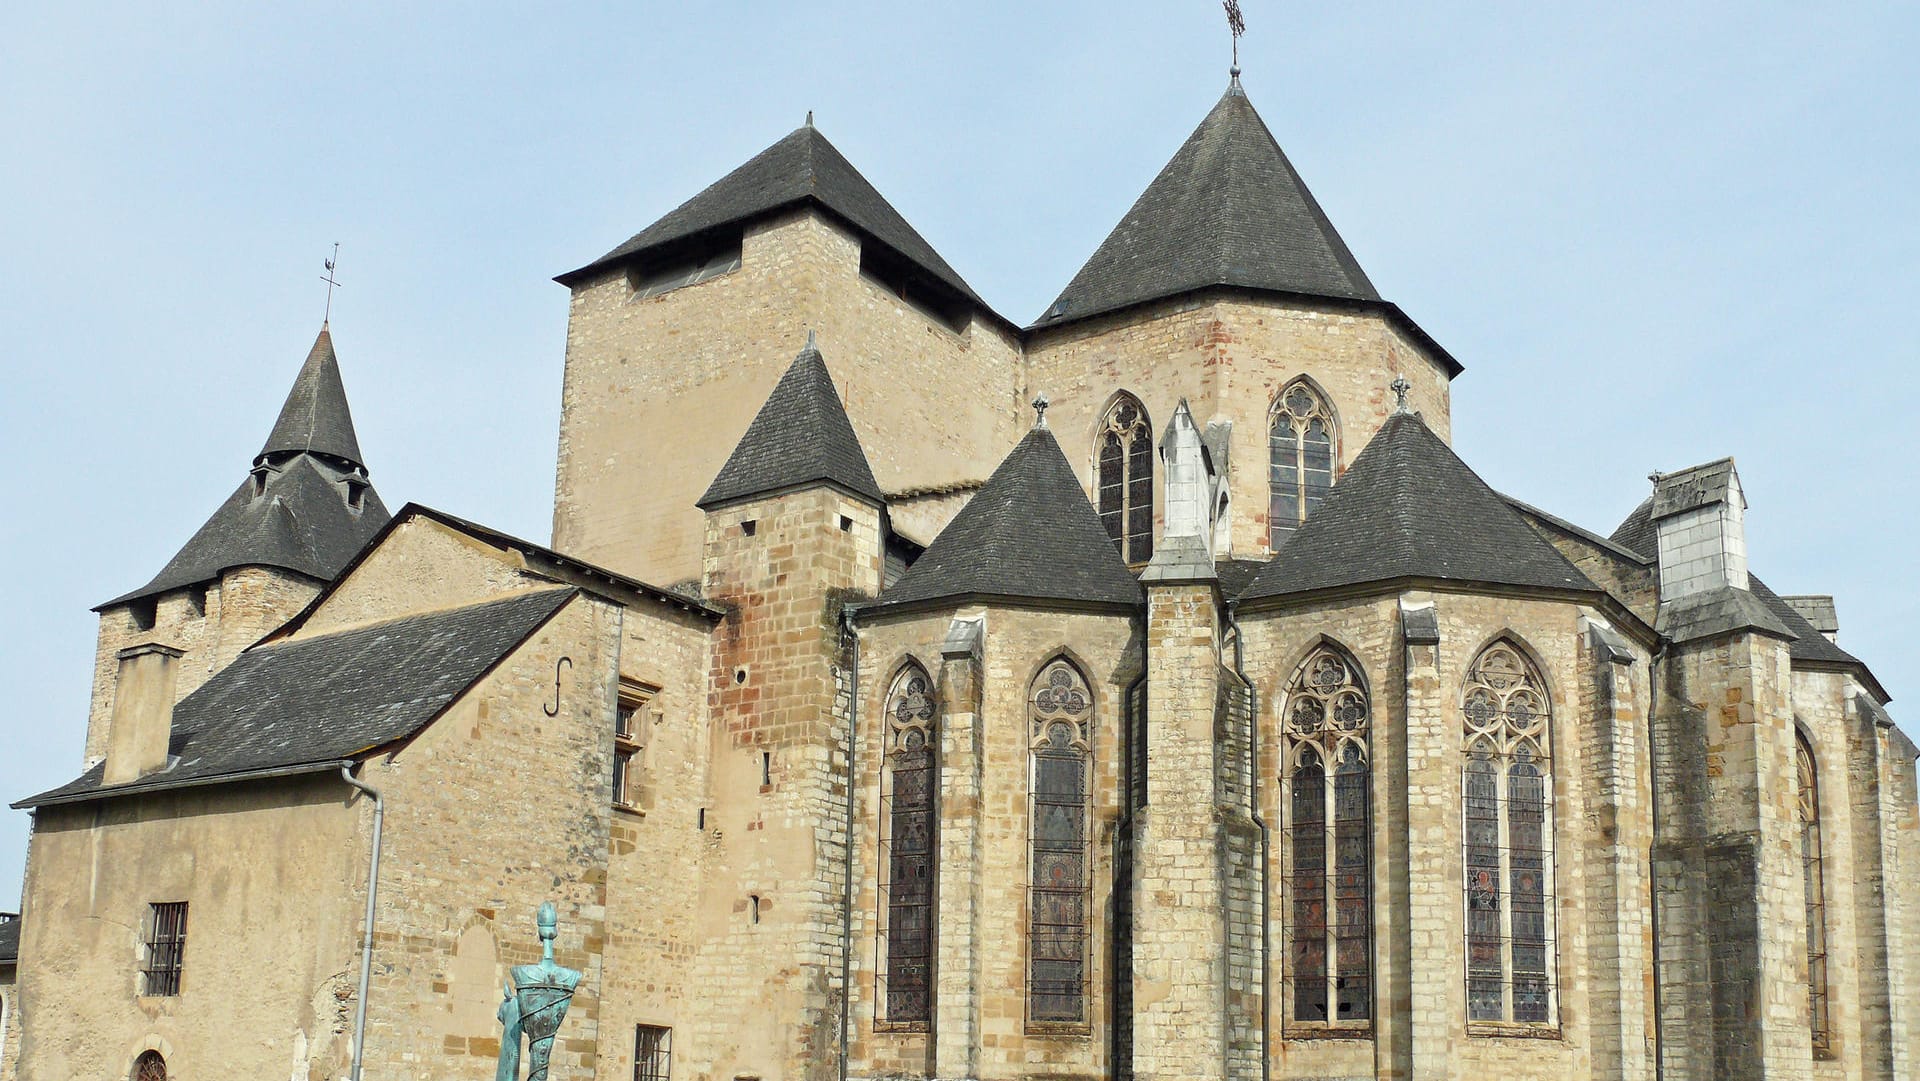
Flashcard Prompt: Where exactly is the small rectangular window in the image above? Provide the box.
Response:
[143,901,188,996]
[614,684,657,810]
[634,1023,672,1081]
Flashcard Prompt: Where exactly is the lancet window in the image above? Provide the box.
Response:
[1028,658,1093,1024]
[1797,732,1831,1054]
[1282,645,1373,1028]
[1096,394,1154,564]
[879,662,937,1026]
[1461,640,1556,1025]
[1269,381,1336,547]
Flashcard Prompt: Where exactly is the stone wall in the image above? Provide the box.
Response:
[1,960,19,1081]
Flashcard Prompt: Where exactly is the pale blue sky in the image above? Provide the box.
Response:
[2,3,1916,903]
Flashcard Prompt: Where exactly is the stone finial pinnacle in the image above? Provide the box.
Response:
[1390,375,1413,414]
[804,328,818,352]
[1032,394,1050,429]
[806,109,814,128]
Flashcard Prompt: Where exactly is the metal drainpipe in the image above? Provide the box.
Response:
[838,603,861,1081]
[1225,601,1271,1081]
[341,762,386,1081]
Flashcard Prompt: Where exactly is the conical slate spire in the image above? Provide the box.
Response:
[99,329,390,608]
[1239,410,1594,601]
[258,326,366,468]
[878,424,1143,610]
[697,337,884,510]
[1035,81,1378,328]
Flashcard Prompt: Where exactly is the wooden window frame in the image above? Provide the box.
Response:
[614,682,660,813]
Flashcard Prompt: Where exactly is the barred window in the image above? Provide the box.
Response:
[1269,380,1336,548]
[1282,645,1372,1029]
[1096,394,1154,564]
[143,902,188,997]
[633,1023,671,1081]
[1797,732,1831,1054]
[879,662,937,1026]
[1029,658,1092,1025]
[1462,641,1556,1026]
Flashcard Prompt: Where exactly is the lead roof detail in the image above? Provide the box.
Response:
[697,337,884,511]
[1239,411,1598,601]
[100,326,391,609]
[1036,78,1378,329]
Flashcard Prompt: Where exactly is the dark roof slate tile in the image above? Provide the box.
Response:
[20,589,575,808]
[697,339,883,509]
[1239,411,1597,601]
[259,327,365,467]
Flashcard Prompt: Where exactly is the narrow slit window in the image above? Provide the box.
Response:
[1095,394,1154,565]
[1028,658,1093,1025]
[878,662,937,1026]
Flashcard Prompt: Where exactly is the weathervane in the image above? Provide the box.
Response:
[321,243,342,325]
[1224,0,1246,75]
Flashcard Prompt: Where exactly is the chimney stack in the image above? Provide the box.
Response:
[1649,459,1748,602]
[102,643,184,785]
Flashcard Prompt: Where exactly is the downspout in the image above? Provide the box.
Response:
[838,603,861,1081]
[341,761,385,1081]
[1225,601,1270,1081]
[1645,641,1667,1080]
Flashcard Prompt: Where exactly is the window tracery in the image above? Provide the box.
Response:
[1797,732,1831,1054]
[1282,646,1372,1028]
[879,663,936,1025]
[1461,640,1556,1026]
[1269,381,1336,548]
[1096,394,1154,564]
[1029,658,1092,1024]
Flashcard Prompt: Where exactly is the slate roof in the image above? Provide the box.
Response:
[1239,412,1597,601]
[558,123,986,309]
[698,338,884,509]
[1609,497,1659,559]
[0,917,17,963]
[259,326,365,467]
[1035,79,1378,328]
[102,328,390,608]
[19,589,575,808]
[874,425,1143,611]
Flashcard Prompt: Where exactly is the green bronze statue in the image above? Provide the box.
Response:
[495,902,583,1081]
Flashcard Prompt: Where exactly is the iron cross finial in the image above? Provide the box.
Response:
[1391,375,1412,414]
[1032,394,1050,429]
[320,242,342,325]
[1223,0,1246,75]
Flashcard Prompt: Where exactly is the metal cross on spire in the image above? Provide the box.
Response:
[1223,0,1246,75]
[1391,375,1413,414]
[320,243,342,325]
[1032,393,1050,429]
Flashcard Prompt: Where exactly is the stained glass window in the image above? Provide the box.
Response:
[1269,381,1336,549]
[1097,394,1154,564]
[1797,732,1831,1054]
[880,663,937,1025]
[1029,658,1093,1024]
[1282,645,1372,1028]
[1460,640,1556,1025]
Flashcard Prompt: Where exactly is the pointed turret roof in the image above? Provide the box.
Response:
[876,424,1143,611]
[1036,78,1380,329]
[1239,411,1596,602]
[258,326,365,468]
[557,123,991,311]
[99,329,390,608]
[697,336,884,510]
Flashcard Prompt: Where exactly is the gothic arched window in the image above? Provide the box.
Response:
[1462,640,1556,1025]
[1269,381,1336,548]
[1097,394,1154,564]
[1796,732,1831,1053]
[1283,645,1372,1029]
[880,662,937,1026]
[1029,658,1093,1024]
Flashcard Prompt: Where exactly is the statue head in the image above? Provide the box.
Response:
[537,901,558,943]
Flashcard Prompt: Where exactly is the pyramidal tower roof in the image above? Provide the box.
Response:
[877,421,1143,611]
[100,326,391,609]
[1036,77,1380,328]
[558,122,987,310]
[1240,410,1595,601]
[258,325,365,468]
[697,335,884,510]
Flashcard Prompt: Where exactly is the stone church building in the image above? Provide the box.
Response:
[5,75,1917,1081]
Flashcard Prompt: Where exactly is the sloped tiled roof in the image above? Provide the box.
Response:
[0,917,17,963]
[874,425,1143,611]
[1239,412,1597,601]
[559,123,985,309]
[1036,79,1377,328]
[1749,575,1870,670]
[258,326,365,467]
[19,589,576,808]
[697,338,883,509]
[1608,497,1659,560]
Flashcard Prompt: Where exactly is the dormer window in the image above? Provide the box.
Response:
[859,244,968,334]
[250,465,271,496]
[628,234,743,299]
[344,473,369,512]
